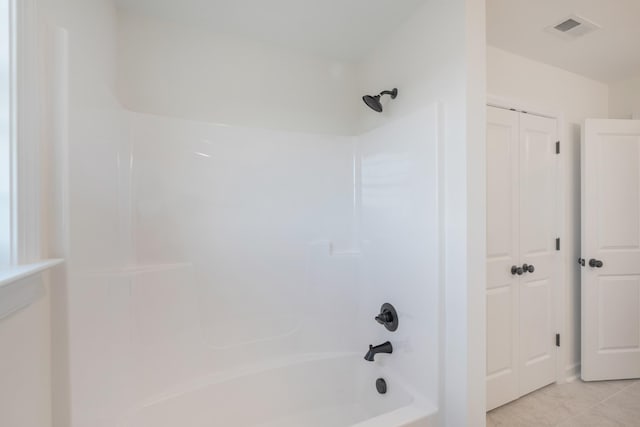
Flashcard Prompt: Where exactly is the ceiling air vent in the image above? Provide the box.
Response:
[546,14,600,40]
[554,18,581,32]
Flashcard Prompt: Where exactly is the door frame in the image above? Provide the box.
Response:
[486,94,567,385]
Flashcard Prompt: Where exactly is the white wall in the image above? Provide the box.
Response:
[358,1,487,425]
[609,75,640,119]
[116,10,360,136]
[465,2,488,423]
[487,46,609,378]
[0,277,52,427]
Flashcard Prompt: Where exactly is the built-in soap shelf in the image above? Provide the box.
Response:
[309,240,362,257]
[118,263,193,276]
[331,248,362,257]
[75,262,193,279]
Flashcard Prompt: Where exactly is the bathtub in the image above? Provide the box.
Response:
[121,353,437,427]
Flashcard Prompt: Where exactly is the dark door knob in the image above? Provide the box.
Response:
[589,259,603,268]
[522,264,535,273]
[511,265,524,275]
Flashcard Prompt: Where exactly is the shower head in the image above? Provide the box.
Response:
[362,88,398,113]
[362,95,383,112]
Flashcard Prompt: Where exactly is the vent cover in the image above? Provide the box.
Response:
[546,14,600,39]
[554,18,581,32]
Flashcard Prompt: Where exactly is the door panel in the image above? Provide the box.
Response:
[486,106,519,410]
[519,278,553,393]
[583,119,640,381]
[597,137,639,250]
[518,113,557,395]
[597,277,640,351]
[486,285,517,409]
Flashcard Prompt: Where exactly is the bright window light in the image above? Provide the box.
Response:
[0,0,11,266]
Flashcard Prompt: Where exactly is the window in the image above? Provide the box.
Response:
[0,0,11,266]
[0,0,62,317]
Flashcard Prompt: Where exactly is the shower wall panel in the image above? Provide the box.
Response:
[129,112,359,370]
[356,105,440,405]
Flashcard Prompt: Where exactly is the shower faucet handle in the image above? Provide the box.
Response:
[375,312,393,324]
[375,303,398,332]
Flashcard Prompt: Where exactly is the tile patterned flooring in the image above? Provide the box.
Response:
[487,379,640,426]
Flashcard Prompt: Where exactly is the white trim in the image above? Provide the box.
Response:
[565,363,581,382]
[7,0,18,264]
[42,25,70,259]
[4,0,42,265]
[13,0,42,263]
[487,95,562,121]
[0,258,63,320]
[0,258,63,287]
[3,0,48,265]
[487,94,568,385]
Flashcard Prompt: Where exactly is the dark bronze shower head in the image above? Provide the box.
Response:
[362,88,398,113]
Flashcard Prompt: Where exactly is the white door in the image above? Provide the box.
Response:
[517,113,558,395]
[486,107,558,410]
[486,107,520,410]
[582,119,640,381]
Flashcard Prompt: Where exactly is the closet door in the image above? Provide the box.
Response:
[518,113,558,396]
[486,106,520,410]
[486,107,558,410]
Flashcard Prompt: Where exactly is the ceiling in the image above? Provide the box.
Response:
[487,0,640,83]
[114,0,427,62]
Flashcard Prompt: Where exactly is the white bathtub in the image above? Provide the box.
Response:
[121,353,437,427]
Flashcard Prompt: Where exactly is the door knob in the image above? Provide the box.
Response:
[522,263,535,273]
[588,259,603,268]
[511,265,524,275]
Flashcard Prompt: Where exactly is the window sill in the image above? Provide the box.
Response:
[0,259,64,320]
[0,259,65,287]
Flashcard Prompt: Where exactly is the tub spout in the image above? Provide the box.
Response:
[364,341,393,361]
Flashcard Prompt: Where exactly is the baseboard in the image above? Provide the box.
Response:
[565,363,581,382]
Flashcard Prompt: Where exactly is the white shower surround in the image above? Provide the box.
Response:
[73,109,440,426]
[39,0,488,426]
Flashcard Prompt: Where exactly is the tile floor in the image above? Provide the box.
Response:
[487,379,640,426]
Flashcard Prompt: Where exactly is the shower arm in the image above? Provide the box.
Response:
[379,89,398,99]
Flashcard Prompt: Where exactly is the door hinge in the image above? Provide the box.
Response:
[556,333,560,347]
[556,141,560,154]
[556,238,560,251]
